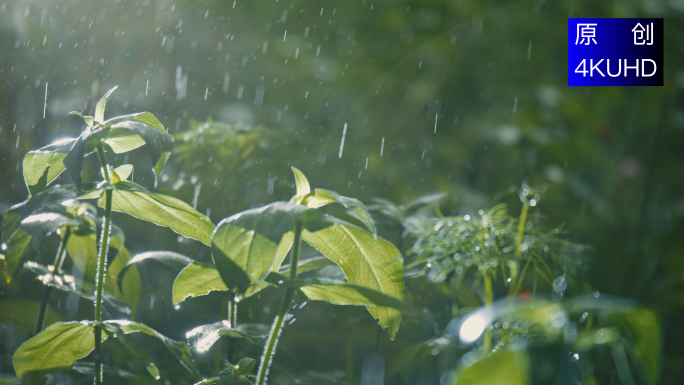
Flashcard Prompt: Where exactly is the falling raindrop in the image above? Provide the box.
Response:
[192,183,201,209]
[43,82,48,119]
[513,97,518,114]
[527,41,532,60]
[380,137,385,156]
[267,176,277,195]
[338,123,347,158]
[255,85,265,107]
[223,72,230,93]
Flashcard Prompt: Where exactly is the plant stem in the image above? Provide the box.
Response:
[227,291,237,363]
[256,221,303,385]
[509,203,529,295]
[94,144,113,385]
[483,272,493,353]
[35,227,71,335]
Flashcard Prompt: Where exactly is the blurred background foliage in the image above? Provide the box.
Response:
[0,0,683,383]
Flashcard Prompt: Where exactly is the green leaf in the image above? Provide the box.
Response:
[212,202,308,294]
[2,185,78,243]
[281,256,337,275]
[301,223,405,339]
[291,166,311,202]
[296,279,415,314]
[302,189,377,236]
[62,131,88,193]
[12,321,105,380]
[2,229,33,283]
[104,320,200,377]
[451,350,530,385]
[102,126,146,154]
[104,112,173,181]
[235,358,257,376]
[113,164,134,181]
[1,186,78,281]
[95,86,118,123]
[0,299,61,333]
[66,225,126,281]
[22,139,76,197]
[24,262,132,318]
[622,308,661,385]
[242,256,338,298]
[118,251,194,294]
[146,362,161,380]
[173,262,229,304]
[219,358,257,385]
[69,111,95,128]
[104,247,141,316]
[185,321,261,353]
[98,181,214,245]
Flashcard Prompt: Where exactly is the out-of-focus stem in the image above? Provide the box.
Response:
[509,204,529,295]
[483,272,493,353]
[36,227,71,334]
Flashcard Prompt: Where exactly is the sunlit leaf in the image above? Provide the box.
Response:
[451,350,530,385]
[302,223,404,338]
[291,166,310,203]
[12,321,105,380]
[302,189,377,235]
[113,164,134,181]
[296,279,415,314]
[22,140,76,197]
[94,181,213,245]
[212,202,308,293]
[104,112,173,181]
[173,262,229,304]
[185,320,262,353]
[95,86,118,123]
[104,320,200,377]
[102,126,146,154]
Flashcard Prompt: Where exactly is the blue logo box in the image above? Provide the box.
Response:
[568,18,663,86]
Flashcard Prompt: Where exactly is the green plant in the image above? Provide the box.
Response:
[444,295,661,385]
[397,188,660,384]
[142,167,411,385]
[4,87,214,384]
